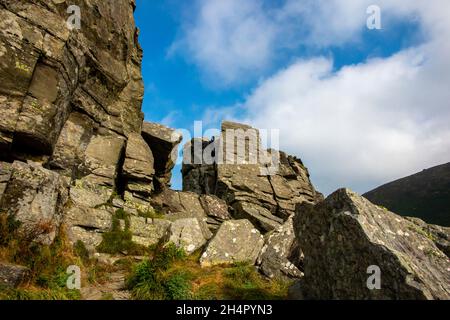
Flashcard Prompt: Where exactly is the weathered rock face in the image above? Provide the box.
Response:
[0,1,173,246]
[142,122,182,191]
[200,219,265,267]
[405,217,450,258]
[200,195,232,231]
[182,121,322,232]
[0,0,144,212]
[0,162,12,200]
[128,216,171,247]
[0,0,144,164]
[293,188,450,300]
[122,132,155,198]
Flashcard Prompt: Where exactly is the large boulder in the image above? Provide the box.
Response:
[141,122,182,190]
[200,220,264,267]
[200,195,232,231]
[0,161,69,244]
[182,122,322,233]
[293,188,450,300]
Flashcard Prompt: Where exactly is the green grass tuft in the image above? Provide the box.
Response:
[96,209,148,255]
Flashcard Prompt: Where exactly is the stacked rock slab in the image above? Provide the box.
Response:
[182,121,322,233]
[122,132,155,198]
[142,122,182,191]
[292,188,450,300]
[0,1,153,246]
[150,189,230,235]
[182,121,322,277]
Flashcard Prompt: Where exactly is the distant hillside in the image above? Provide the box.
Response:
[363,162,450,227]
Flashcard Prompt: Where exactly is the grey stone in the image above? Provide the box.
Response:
[200,219,264,267]
[82,134,126,187]
[0,161,69,244]
[123,132,155,197]
[129,216,172,247]
[405,217,450,258]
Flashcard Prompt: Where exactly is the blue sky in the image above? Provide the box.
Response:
[134,0,450,195]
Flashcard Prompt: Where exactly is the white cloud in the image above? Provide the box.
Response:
[170,0,276,87]
[195,1,450,195]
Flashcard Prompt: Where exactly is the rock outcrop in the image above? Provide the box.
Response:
[0,1,184,250]
[0,161,69,244]
[168,218,207,254]
[150,189,230,234]
[292,188,450,300]
[0,0,144,161]
[1,1,449,301]
[0,0,144,233]
[182,121,322,233]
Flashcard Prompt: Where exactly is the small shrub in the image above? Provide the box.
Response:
[74,240,90,263]
[164,271,192,300]
[96,209,147,255]
[126,243,188,300]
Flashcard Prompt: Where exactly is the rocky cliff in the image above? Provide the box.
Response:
[1,1,448,300]
[0,0,183,248]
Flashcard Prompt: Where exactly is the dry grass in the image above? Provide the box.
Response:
[0,213,82,300]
